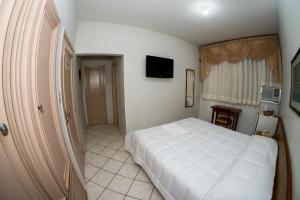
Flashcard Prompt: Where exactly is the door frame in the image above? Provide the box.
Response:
[60,33,85,173]
[112,60,119,126]
[55,30,86,189]
[83,65,108,125]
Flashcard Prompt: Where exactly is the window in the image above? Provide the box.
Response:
[202,59,280,106]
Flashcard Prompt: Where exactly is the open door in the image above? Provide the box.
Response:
[61,34,85,174]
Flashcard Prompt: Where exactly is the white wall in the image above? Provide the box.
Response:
[53,0,78,45]
[81,59,114,124]
[76,22,200,133]
[278,0,300,199]
[199,99,259,135]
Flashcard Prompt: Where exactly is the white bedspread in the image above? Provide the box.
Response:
[125,118,278,200]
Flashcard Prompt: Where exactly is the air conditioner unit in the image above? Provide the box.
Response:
[260,86,281,104]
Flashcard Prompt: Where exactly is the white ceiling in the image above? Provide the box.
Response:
[74,0,278,45]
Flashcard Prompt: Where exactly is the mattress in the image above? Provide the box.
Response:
[125,118,278,200]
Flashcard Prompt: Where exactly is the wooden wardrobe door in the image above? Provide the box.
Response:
[1,0,69,199]
[0,2,42,199]
[35,1,70,191]
[85,66,108,125]
[69,166,87,200]
[61,35,85,174]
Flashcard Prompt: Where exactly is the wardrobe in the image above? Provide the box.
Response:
[0,0,86,199]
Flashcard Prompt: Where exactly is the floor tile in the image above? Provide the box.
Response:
[85,151,98,163]
[118,163,140,179]
[126,156,136,164]
[89,155,109,168]
[112,151,130,162]
[87,135,95,140]
[89,144,106,154]
[135,168,151,182]
[108,175,133,195]
[85,163,99,179]
[150,187,164,200]
[97,139,114,146]
[87,142,96,150]
[110,139,125,150]
[99,189,125,200]
[87,181,104,200]
[119,145,126,152]
[91,169,115,187]
[124,197,138,200]
[102,159,123,173]
[99,147,118,158]
[85,125,163,200]
[127,180,153,200]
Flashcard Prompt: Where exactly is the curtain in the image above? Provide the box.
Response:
[202,59,280,106]
[200,35,282,84]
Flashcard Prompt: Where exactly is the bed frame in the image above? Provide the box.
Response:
[272,118,292,200]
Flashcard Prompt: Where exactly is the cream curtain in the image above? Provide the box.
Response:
[202,59,280,106]
[200,35,282,84]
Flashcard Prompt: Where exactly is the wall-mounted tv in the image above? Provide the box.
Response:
[146,55,174,78]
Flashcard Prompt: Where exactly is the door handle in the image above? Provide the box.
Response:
[38,104,44,113]
[64,110,71,124]
[0,123,8,136]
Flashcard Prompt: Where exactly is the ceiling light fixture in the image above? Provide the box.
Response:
[193,2,215,16]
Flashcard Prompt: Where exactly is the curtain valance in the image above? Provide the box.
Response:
[200,35,282,84]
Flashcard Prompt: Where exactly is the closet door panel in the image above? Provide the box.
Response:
[69,166,87,200]
[61,37,84,174]
[2,0,69,198]
[36,10,67,180]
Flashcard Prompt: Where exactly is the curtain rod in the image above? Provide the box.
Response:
[199,33,279,48]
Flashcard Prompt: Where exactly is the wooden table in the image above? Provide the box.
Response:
[211,105,241,131]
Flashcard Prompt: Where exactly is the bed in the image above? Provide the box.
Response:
[125,117,291,200]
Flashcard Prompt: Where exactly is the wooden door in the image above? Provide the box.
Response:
[69,166,87,200]
[61,35,85,174]
[0,1,47,199]
[35,4,71,194]
[1,0,70,199]
[85,66,108,125]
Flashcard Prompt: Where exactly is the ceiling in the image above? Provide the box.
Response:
[74,0,278,45]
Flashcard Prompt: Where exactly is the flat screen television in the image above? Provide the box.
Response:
[146,55,174,78]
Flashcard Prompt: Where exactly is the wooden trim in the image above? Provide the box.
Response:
[289,47,300,116]
[185,69,195,108]
[272,118,292,200]
[68,166,87,200]
[112,61,119,125]
[61,33,85,174]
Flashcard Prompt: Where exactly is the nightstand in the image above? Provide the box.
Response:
[254,113,278,137]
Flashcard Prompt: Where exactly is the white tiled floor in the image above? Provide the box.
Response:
[85,124,164,200]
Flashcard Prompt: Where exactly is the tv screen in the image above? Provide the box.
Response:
[146,55,174,78]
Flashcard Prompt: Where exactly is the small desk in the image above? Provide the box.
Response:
[211,105,241,131]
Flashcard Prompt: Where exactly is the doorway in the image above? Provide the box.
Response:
[76,55,126,135]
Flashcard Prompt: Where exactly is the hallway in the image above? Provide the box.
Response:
[85,125,164,200]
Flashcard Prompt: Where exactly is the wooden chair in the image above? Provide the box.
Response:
[214,109,232,129]
[211,105,241,131]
